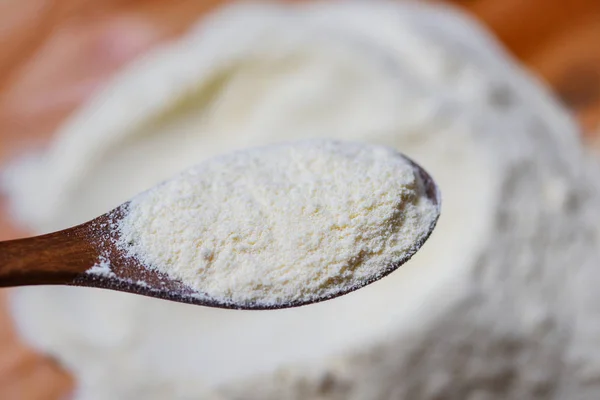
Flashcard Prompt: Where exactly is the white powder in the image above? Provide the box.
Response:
[86,257,116,279]
[3,2,600,400]
[117,140,439,306]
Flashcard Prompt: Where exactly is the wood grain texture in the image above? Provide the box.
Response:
[0,0,599,398]
[0,223,97,287]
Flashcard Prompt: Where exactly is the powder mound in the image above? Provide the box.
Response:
[117,139,438,306]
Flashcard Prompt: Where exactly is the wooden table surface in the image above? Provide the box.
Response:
[0,0,599,398]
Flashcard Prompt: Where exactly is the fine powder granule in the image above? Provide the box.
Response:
[3,2,600,400]
[117,140,438,306]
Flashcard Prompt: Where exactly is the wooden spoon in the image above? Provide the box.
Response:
[0,159,440,310]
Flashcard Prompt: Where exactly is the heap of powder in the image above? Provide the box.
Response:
[117,140,439,306]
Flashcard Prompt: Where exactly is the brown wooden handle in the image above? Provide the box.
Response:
[0,225,98,287]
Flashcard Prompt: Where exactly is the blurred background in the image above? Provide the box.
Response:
[0,0,599,398]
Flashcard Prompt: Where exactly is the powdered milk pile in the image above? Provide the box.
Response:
[118,140,439,306]
[3,1,600,399]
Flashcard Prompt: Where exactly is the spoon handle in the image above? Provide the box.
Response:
[0,225,97,287]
